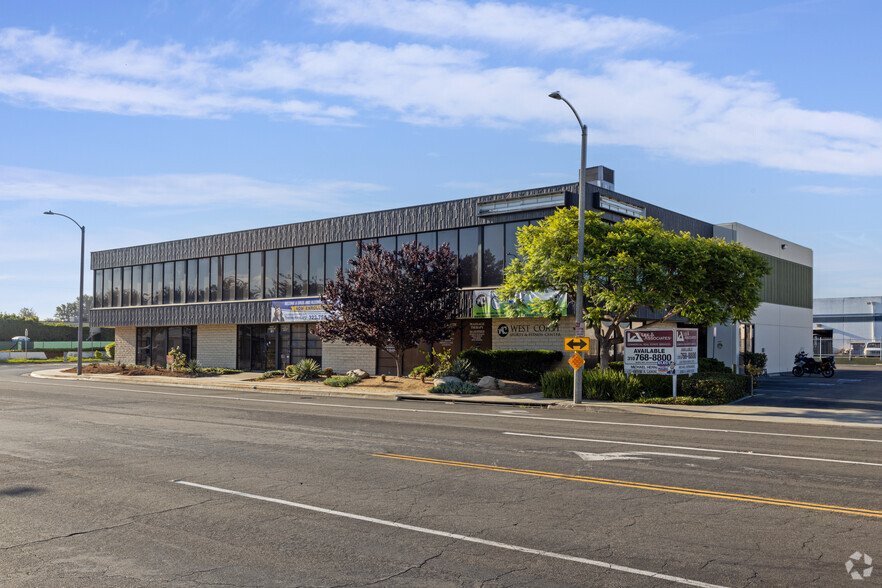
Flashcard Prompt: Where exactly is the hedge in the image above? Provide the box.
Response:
[459,349,562,382]
[541,368,750,404]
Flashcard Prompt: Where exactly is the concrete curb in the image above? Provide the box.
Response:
[27,368,882,428]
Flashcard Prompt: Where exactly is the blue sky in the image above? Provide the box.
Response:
[2,0,881,320]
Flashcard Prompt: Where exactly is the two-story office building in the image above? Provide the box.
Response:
[90,166,812,375]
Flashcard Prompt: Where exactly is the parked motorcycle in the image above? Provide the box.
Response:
[792,350,835,378]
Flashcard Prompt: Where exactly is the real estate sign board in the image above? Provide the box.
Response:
[624,328,699,375]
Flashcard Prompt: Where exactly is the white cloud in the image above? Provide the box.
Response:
[310,0,676,53]
[792,185,867,195]
[0,166,385,209]
[1,27,882,175]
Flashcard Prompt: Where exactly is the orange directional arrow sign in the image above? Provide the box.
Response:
[564,337,590,352]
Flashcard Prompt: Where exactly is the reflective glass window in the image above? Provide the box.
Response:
[163,261,174,304]
[249,251,263,299]
[222,255,235,301]
[187,259,198,303]
[278,248,293,297]
[197,258,209,303]
[104,269,113,308]
[458,227,479,287]
[94,271,103,307]
[308,244,324,295]
[132,265,141,307]
[377,236,396,252]
[505,221,528,267]
[235,253,249,300]
[264,250,278,298]
[325,242,341,285]
[152,263,163,305]
[417,232,436,249]
[482,224,505,287]
[397,234,416,249]
[141,264,152,305]
[112,268,121,307]
[151,327,167,368]
[341,240,358,276]
[122,267,132,307]
[292,246,307,297]
[438,229,457,254]
[210,257,220,301]
[174,261,185,303]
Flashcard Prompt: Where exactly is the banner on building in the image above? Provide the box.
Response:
[270,298,328,322]
[472,289,566,318]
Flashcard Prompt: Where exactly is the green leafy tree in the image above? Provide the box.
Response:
[17,307,38,320]
[497,208,770,368]
[314,241,460,376]
[54,295,93,323]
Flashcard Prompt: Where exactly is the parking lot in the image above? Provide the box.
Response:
[737,365,882,412]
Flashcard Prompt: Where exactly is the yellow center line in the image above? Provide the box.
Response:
[373,453,882,518]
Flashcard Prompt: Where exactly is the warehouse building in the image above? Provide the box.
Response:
[90,166,812,375]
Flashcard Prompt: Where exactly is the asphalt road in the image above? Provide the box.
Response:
[1,363,880,587]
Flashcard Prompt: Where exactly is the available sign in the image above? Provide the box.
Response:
[674,328,699,375]
[624,329,674,375]
[624,328,698,376]
[270,298,328,322]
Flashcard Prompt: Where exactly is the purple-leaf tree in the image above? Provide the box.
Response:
[314,241,460,376]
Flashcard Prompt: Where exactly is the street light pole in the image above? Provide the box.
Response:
[44,211,85,376]
[549,91,587,404]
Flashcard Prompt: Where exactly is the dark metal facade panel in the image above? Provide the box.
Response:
[92,291,477,328]
[91,301,271,328]
[91,180,715,270]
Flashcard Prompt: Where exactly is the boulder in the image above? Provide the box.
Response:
[477,376,499,390]
[433,376,462,386]
[346,369,369,379]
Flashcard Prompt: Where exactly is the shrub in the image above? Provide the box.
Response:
[429,381,480,394]
[458,349,563,382]
[540,368,574,398]
[168,346,188,371]
[680,373,750,403]
[409,364,434,378]
[94,350,103,360]
[435,357,477,382]
[323,375,361,387]
[584,368,642,402]
[698,357,731,374]
[608,361,625,372]
[105,342,116,360]
[634,373,681,397]
[256,369,285,380]
[638,396,715,405]
[199,367,242,375]
[185,359,200,374]
[286,359,322,380]
[323,367,335,377]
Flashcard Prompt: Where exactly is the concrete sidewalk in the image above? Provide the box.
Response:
[30,368,556,406]
[30,368,882,428]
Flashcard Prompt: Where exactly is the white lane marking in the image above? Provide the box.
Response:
[173,480,727,588]
[806,383,834,387]
[575,451,719,462]
[505,432,882,467]
[19,377,882,444]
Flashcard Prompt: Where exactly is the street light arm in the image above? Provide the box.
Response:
[548,91,585,131]
[44,210,84,231]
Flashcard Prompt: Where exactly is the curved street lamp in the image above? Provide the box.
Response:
[44,211,85,375]
[549,91,587,404]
